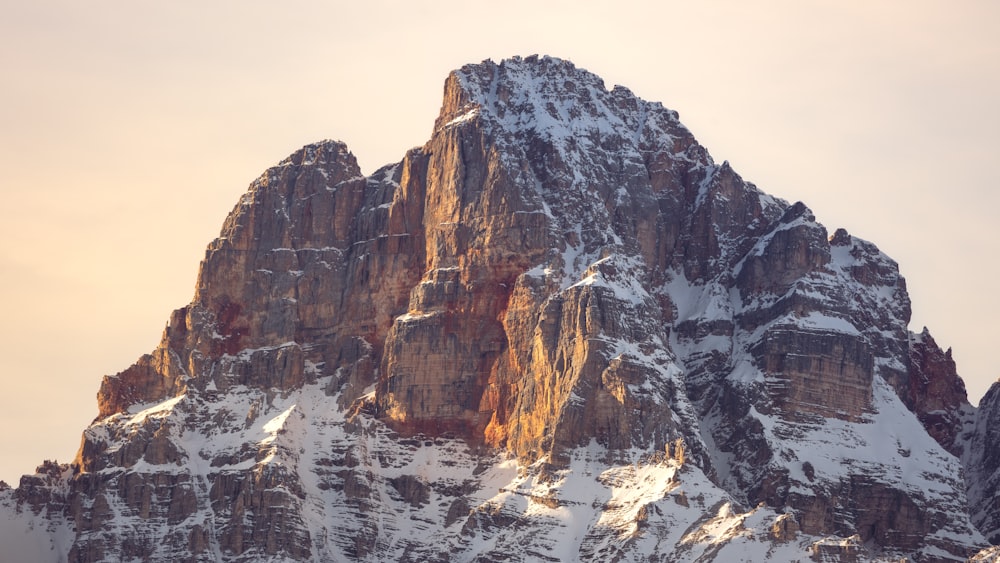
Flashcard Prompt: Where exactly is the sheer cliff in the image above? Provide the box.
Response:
[2,55,996,562]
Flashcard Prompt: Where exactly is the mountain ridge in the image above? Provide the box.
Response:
[2,55,999,562]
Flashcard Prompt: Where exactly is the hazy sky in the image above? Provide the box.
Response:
[1,1,997,485]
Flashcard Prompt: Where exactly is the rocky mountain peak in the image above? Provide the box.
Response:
[442,55,672,139]
[2,56,998,562]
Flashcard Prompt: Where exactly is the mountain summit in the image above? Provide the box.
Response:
[3,55,1000,562]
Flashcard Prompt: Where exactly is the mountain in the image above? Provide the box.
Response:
[2,54,998,562]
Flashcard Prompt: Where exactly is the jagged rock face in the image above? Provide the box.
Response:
[2,55,995,562]
[379,58,712,461]
[968,383,1000,544]
[972,546,1000,562]
[96,141,422,419]
[905,328,976,457]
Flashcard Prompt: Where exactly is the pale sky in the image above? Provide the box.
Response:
[1,1,997,485]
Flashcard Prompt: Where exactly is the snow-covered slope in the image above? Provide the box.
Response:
[1,55,995,562]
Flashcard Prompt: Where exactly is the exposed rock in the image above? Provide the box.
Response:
[906,327,975,457]
[770,513,800,543]
[971,546,1000,562]
[2,55,992,562]
[968,382,1000,544]
[752,328,874,422]
[810,534,863,563]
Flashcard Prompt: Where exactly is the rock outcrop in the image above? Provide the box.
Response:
[1,55,995,562]
[968,382,1000,545]
[906,328,976,457]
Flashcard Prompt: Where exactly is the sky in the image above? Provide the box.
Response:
[1,0,997,485]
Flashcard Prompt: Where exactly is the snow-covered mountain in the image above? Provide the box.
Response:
[3,55,999,562]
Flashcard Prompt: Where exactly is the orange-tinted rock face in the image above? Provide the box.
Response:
[393,69,731,468]
[95,141,425,413]
[15,56,990,561]
[97,343,187,419]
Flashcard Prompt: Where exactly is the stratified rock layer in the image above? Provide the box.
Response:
[2,55,995,562]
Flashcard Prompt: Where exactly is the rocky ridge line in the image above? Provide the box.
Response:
[1,55,997,562]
